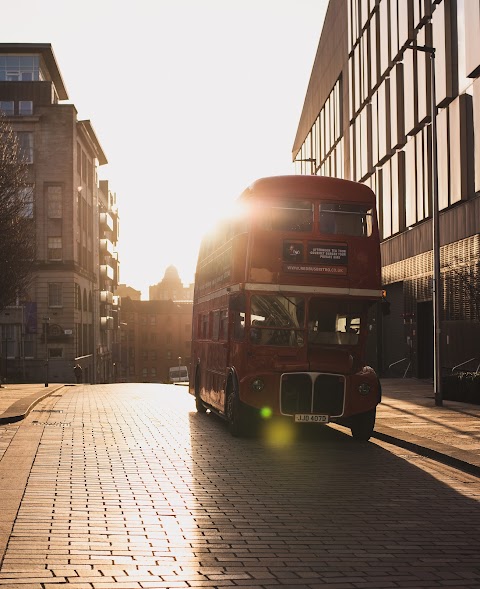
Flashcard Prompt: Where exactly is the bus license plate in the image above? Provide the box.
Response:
[294,414,329,423]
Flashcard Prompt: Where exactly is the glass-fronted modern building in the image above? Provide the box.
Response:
[293,0,480,378]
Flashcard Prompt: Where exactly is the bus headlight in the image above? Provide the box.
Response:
[358,383,371,395]
[252,378,265,392]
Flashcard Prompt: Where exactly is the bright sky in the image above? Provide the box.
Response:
[4,0,328,299]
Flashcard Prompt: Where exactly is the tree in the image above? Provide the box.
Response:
[0,115,35,312]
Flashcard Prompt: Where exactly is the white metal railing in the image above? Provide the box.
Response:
[388,357,412,378]
[451,358,480,374]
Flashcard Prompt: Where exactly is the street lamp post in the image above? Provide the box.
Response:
[407,41,442,406]
[43,316,50,387]
[120,322,129,382]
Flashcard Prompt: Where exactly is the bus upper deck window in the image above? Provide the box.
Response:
[319,203,373,237]
[261,200,313,232]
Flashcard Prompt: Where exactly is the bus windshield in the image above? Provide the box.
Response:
[319,203,373,237]
[259,199,313,232]
[249,294,305,346]
[308,298,363,345]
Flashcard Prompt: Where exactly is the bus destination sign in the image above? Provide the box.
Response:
[308,243,347,264]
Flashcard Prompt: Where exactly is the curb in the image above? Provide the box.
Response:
[372,425,480,478]
[0,385,66,424]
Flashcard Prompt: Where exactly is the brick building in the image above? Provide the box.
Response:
[119,298,192,383]
[293,0,480,378]
[0,43,120,383]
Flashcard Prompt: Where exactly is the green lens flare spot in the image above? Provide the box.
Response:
[260,406,272,419]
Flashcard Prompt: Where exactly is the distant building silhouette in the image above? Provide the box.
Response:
[116,284,142,301]
[149,266,194,302]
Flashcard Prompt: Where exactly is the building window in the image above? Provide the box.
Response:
[48,283,62,307]
[19,101,33,115]
[47,185,63,218]
[142,367,148,380]
[49,348,63,358]
[0,55,41,81]
[19,185,34,218]
[17,131,33,163]
[47,237,63,260]
[0,101,14,115]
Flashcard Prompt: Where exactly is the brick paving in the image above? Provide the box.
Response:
[0,383,479,588]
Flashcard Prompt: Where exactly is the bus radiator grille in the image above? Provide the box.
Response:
[281,373,344,417]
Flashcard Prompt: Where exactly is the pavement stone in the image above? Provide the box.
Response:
[0,378,479,476]
[0,379,479,588]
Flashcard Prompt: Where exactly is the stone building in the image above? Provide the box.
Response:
[119,298,192,383]
[0,43,120,383]
[293,0,480,379]
[149,265,194,302]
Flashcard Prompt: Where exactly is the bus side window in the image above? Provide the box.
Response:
[233,312,245,340]
[229,294,246,341]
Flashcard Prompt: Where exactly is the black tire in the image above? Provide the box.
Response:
[195,371,207,413]
[225,383,247,437]
[350,407,376,441]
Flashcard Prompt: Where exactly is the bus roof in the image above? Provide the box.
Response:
[239,175,375,204]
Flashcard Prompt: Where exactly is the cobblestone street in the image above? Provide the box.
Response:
[0,383,479,588]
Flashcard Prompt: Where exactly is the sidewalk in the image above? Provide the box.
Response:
[0,378,479,475]
[372,378,480,475]
[0,382,67,424]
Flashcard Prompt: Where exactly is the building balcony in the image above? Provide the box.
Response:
[100,264,115,281]
[100,316,114,330]
[100,290,113,304]
[99,212,114,232]
[112,295,121,307]
[100,238,114,257]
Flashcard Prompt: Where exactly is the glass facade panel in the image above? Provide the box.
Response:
[432,0,457,107]
[391,150,405,234]
[415,130,426,222]
[436,106,450,210]
[381,159,392,238]
[398,0,414,48]
[379,0,390,76]
[391,63,405,149]
[377,80,390,162]
[370,13,378,90]
[464,0,480,77]
[473,77,480,192]
[405,136,417,227]
[416,27,430,125]
[403,47,416,135]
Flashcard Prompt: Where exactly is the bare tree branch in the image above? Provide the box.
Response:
[0,115,35,311]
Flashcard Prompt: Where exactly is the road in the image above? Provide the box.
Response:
[0,383,479,588]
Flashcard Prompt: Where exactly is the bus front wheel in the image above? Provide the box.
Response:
[350,407,376,441]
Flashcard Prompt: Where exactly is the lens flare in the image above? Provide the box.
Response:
[260,406,272,419]
[263,419,296,447]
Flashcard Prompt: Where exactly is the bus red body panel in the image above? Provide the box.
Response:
[190,176,382,439]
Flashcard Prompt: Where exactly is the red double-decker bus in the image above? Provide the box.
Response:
[190,175,382,440]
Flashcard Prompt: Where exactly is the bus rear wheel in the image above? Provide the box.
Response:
[195,372,207,413]
[350,407,376,441]
[226,386,247,437]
